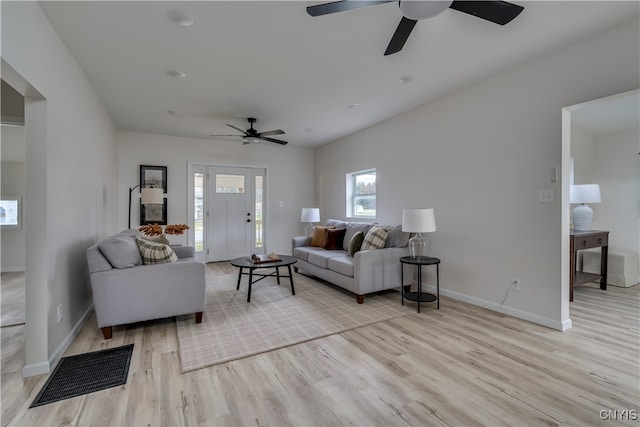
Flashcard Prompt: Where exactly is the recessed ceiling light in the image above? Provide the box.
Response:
[166,110,180,115]
[398,76,412,84]
[166,70,186,78]
[348,103,361,109]
[166,9,194,27]
[305,128,314,133]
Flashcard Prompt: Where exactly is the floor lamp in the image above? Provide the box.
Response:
[128,184,164,229]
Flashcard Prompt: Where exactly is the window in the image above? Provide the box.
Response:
[215,174,245,193]
[0,197,21,229]
[347,169,376,218]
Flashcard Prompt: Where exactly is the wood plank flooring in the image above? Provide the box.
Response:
[1,272,25,327]
[1,265,638,426]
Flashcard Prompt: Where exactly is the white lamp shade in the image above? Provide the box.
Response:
[301,208,320,223]
[570,184,601,204]
[141,187,164,205]
[402,209,436,233]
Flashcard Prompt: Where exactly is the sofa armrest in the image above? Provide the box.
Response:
[292,236,312,252]
[353,247,411,294]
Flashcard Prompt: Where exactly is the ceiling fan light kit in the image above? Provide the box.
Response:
[307,0,524,56]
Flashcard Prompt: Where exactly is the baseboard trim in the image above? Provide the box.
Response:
[22,303,94,378]
[1,267,25,273]
[420,283,566,331]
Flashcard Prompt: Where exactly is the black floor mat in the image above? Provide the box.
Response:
[30,344,134,408]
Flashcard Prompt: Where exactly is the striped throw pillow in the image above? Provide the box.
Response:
[136,238,178,264]
[361,225,388,250]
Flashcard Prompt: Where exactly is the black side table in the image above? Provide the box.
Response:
[400,256,440,313]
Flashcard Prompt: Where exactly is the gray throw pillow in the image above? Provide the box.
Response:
[348,231,365,256]
[98,236,142,268]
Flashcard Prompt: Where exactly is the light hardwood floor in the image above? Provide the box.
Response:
[0,272,25,328]
[1,265,638,426]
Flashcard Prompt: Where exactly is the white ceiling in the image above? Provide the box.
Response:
[38,1,640,148]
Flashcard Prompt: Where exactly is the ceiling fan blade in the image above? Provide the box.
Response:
[449,1,524,25]
[307,0,393,17]
[226,124,248,134]
[384,17,418,56]
[209,134,242,137]
[261,136,288,145]
[258,129,285,137]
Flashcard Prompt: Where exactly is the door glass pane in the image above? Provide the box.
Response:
[216,174,245,193]
[194,172,204,252]
[255,175,263,248]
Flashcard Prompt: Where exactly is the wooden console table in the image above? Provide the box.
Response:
[569,229,608,302]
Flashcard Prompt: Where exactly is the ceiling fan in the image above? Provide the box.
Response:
[210,117,288,145]
[307,1,524,56]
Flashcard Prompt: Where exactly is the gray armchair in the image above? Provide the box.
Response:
[86,230,206,339]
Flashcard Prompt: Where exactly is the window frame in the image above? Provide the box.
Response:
[346,169,376,219]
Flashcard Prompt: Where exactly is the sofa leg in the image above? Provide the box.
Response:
[101,326,113,340]
[356,294,364,304]
[404,285,412,293]
[294,267,299,273]
[195,312,203,324]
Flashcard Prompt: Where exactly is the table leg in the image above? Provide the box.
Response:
[401,263,404,306]
[417,265,422,314]
[288,265,295,295]
[436,264,440,310]
[236,267,243,290]
[276,266,281,285]
[247,269,253,303]
[569,237,575,302]
[601,245,608,291]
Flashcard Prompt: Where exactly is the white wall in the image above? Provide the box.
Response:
[1,158,26,272]
[118,131,315,255]
[591,128,640,255]
[316,19,640,329]
[2,2,118,375]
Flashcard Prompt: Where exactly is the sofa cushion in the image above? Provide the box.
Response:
[308,250,349,269]
[342,222,373,251]
[328,256,354,277]
[348,231,365,256]
[310,226,335,247]
[384,225,410,248]
[361,225,388,250]
[325,219,348,229]
[323,228,346,250]
[293,246,326,261]
[136,238,179,265]
[98,236,142,269]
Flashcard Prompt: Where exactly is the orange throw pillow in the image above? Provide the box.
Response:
[310,226,335,247]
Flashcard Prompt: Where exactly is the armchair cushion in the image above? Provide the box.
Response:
[98,236,141,269]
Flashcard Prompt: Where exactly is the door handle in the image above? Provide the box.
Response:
[246,219,251,223]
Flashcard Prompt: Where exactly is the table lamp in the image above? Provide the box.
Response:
[402,208,436,259]
[570,184,601,231]
[301,208,320,237]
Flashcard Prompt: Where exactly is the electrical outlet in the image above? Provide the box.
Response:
[511,279,521,291]
[57,304,63,323]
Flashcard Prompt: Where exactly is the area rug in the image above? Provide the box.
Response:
[176,272,412,372]
[30,344,133,407]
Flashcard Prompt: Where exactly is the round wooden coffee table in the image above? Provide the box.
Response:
[230,255,297,302]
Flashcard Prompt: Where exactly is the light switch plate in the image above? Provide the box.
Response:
[276,201,284,208]
[538,189,554,202]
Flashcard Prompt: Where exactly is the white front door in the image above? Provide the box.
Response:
[208,166,253,261]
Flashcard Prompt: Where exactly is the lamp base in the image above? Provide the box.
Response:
[572,204,593,231]
[408,233,429,259]
[305,223,315,237]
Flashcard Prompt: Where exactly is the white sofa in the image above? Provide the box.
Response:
[292,219,411,303]
[86,229,206,339]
